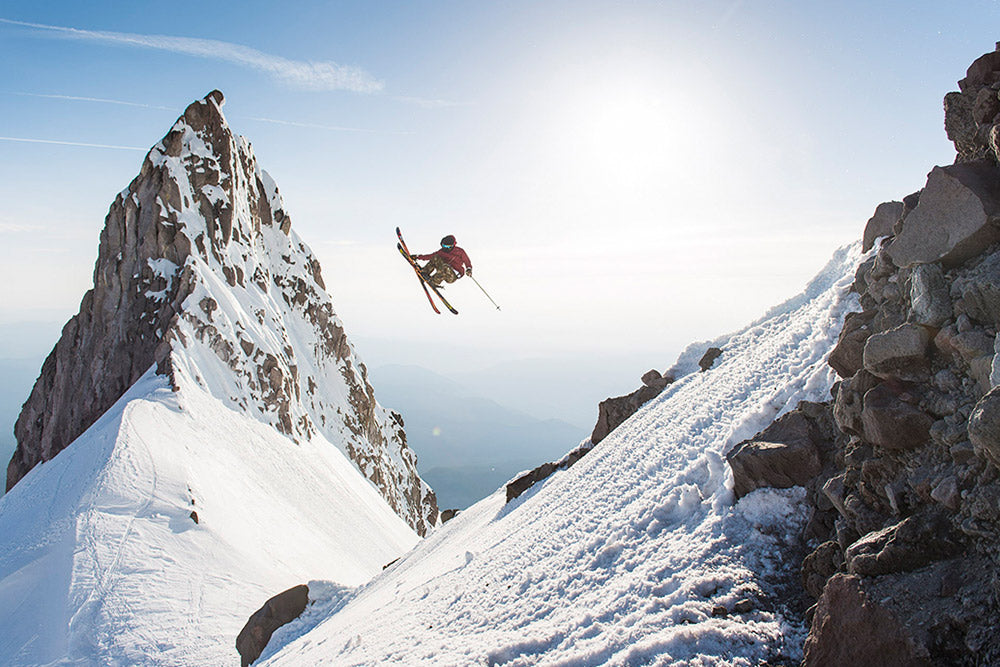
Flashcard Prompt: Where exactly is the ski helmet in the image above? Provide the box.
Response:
[441,235,456,248]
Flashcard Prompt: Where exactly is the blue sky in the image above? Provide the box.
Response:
[1,1,998,371]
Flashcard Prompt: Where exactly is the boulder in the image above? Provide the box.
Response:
[828,311,875,378]
[844,511,962,576]
[951,330,995,363]
[909,263,952,327]
[640,369,672,389]
[860,384,933,451]
[727,410,822,498]
[236,584,309,667]
[698,347,723,372]
[832,370,880,436]
[802,574,932,666]
[969,387,1000,465]
[887,161,1000,269]
[863,201,903,252]
[862,323,932,381]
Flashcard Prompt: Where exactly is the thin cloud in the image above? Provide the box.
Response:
[13,91,174,110]
[0,136,146,151]
[241,115,412,135]
[0,17,383,93]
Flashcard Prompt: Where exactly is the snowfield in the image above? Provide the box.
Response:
[260,242,867,666]
[0,365,418,666]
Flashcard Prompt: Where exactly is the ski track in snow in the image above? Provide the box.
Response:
[263,243,867,667]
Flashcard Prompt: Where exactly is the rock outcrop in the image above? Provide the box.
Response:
[590,369,673,445]
[505,441,593,503]
[236,584,310,667]
[8,91,437,535]
[728,45,1000,664]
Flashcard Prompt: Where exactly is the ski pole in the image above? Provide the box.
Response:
[468,275,501,311]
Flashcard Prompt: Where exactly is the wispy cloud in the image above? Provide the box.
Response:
[0,17,383,93]
[13,91,174,110]
[241,115,412,135]
[0,136,146,151]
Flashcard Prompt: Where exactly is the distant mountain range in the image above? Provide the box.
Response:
[368,364,587,508]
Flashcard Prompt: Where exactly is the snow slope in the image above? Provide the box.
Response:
[262,243,866,666]
[0,364,418,666]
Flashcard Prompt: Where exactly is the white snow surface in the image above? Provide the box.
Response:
[262,243,867,667]
[0,366,418,666]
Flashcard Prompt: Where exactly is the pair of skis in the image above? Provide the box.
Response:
[396,227,458,315]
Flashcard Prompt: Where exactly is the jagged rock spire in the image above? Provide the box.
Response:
[9,91,437,535]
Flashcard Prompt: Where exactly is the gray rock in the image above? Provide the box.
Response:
[640,369,672,390]
[828,311,874,378]
[950,330,995,363]
[930,476,960,510]
[236,584,309,667]
[863,324,932,381]
[861,384,933,451]
[909,264,952,327]
[863,201,904,252]
[833,370,880,436]
[968,387,1000,465]
[993,333,1000,388]
[887,161,1000,269]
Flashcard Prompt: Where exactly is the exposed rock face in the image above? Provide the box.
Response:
[590,369,672,445]
[727,46,1000,664]
[945,43,1000,163]
[8,91,437,535]
[236,584,309,667]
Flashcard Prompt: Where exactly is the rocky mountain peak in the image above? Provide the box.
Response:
[9,91,437,535]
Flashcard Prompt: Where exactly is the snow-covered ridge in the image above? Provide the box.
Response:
[261,243,866,666]
[9,91,436,535]
[0,364,420,666]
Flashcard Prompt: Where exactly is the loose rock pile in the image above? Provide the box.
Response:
[730,45,1000,665]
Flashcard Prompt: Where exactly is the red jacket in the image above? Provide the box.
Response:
[416,246,472,276]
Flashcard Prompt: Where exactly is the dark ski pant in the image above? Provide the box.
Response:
[421,256,459,286]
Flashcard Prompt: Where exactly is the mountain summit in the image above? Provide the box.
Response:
[7,90,436,535]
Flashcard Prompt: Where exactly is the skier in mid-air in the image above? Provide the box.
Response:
[410,235,472,288]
